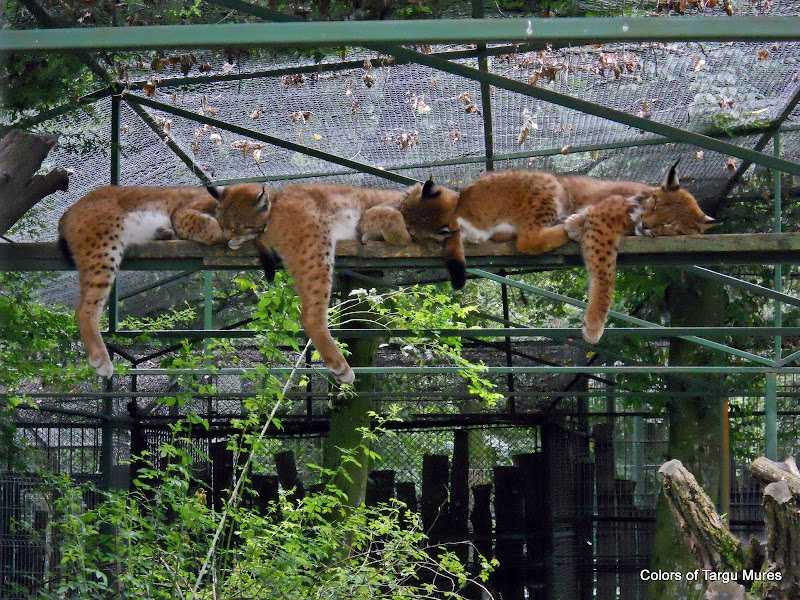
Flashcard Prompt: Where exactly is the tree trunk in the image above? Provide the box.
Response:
[0,129,69,236]
[650,272,728,599]
[321,274,380,507]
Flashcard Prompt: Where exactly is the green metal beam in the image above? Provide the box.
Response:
[685,266,800,309]
[0,87,113,135]
[4,17,800,52]
[123,365,800,376]
[105,326,800,340]
[125,97,210,184]
[125,93,417,185]
[388,47,800,176]
[468,268,774,366]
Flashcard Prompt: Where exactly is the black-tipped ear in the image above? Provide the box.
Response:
[255,186,270,212]
[206,185,224,200]
[663,160,680,191]
[422,179,441,198]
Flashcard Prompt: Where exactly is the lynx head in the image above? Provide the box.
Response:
[399,178,460,242]
[633,162,716,236]
[208,183,273,249]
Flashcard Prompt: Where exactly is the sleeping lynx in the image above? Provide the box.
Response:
[435,163,715,343]
[213,180,454,384]
[59,184,271,377]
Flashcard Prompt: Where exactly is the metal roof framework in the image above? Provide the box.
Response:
[3,3,800,461]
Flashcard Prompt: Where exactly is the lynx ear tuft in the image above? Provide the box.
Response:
[206,185,224,200]
[663,160,681,191]
[255,186,270,211]
[422,179,441,198]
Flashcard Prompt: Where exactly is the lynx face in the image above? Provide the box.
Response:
[399,179,460,243]
[208,183,272,249]
[634,164,716,237]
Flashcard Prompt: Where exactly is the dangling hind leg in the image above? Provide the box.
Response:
[75,265,118,378]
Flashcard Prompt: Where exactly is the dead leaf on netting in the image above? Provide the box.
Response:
[364,58,373,71]
[457,92,473,104]
[695,151,704,159]
[561,145,572,155]
[465,103,481,115]
[757,48,771,60]
[143,79,157,97]
[157,117,172,134]
[194,129,203,141]
[282,73,306,87]
[290,110,313,123]
[388,131,420,150]
[120,124,129,134]
[199,63,212,73]
[693,57,706,72]
[179,54,196,76]
[252,148,262,162]
[637,102,652,119]
[191,142,200,155]
[251,108,261,119]
[516,119,538,146]
[231,140,266,158]
[723,0,733,15]
[449,130,461,144]
[430,77,438,89]
[221,62,235,75]
[351,100,359,115]
[718,97,734,109]
[172,93,178,103]
[345,80,355,97]
[209,133,222,146]
[725,158,737,171]
[363,72,375,88]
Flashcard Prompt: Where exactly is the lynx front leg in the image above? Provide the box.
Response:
[359,206,412,246]
[172,203,227,245]
[581,230,621,344]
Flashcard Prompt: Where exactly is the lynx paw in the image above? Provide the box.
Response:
[563,214,584,242]
[582,321,604,345]
[90,357,114,378]
[154,226,176,241]
[331,364,355,385]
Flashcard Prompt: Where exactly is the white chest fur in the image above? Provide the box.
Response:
[458,217,517,244]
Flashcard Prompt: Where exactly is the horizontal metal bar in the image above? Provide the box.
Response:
[392,47,800,177]
[686,266,800,308]
[469,268,774,366]
[105,326,800,339]
[3,17,799,52]
[125,93,417,185]
[122,365,800,376]
[8,233,800,271]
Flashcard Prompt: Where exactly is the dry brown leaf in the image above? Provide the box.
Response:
[725,158,737,171]
[695,151,704,159]
[693,58,706,72]
[757,48,770,60]
[363,72,375,88]
[251,108,261,119]
[448,130,461,144]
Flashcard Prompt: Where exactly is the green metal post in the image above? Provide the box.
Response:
[633,414,644,509]
[472,0,494,172]
[204,271,213,356]
[766,133,782,460]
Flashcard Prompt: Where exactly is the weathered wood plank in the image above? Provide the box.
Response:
[4,232,800,271]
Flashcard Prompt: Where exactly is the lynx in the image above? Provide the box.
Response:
[436,163,715,343]
[59,184,272,378]
[213,180,454,385]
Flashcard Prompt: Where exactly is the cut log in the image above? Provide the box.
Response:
[759,480,800,600]
[0,129,69,236]
[658,459,744,573]
[751,457,800,498]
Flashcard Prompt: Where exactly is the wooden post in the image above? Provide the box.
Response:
[494,465,525,600]
[470,483,493,567]
[450,430,470,565]
[275,449,305,504]
[249,474,279,516]
[594,423,617,599]
[514,452,547,600]
[616,479,637,600]
[210,440,233,512]
[365,469,395,507]
[396,481,418,529]
[421,454,450,545]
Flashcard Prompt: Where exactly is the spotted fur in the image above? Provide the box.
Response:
[214,180,455,384]
[59,184,272,378]
[426,164,715,343]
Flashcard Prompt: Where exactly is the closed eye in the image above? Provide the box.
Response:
[437,226,451,235]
